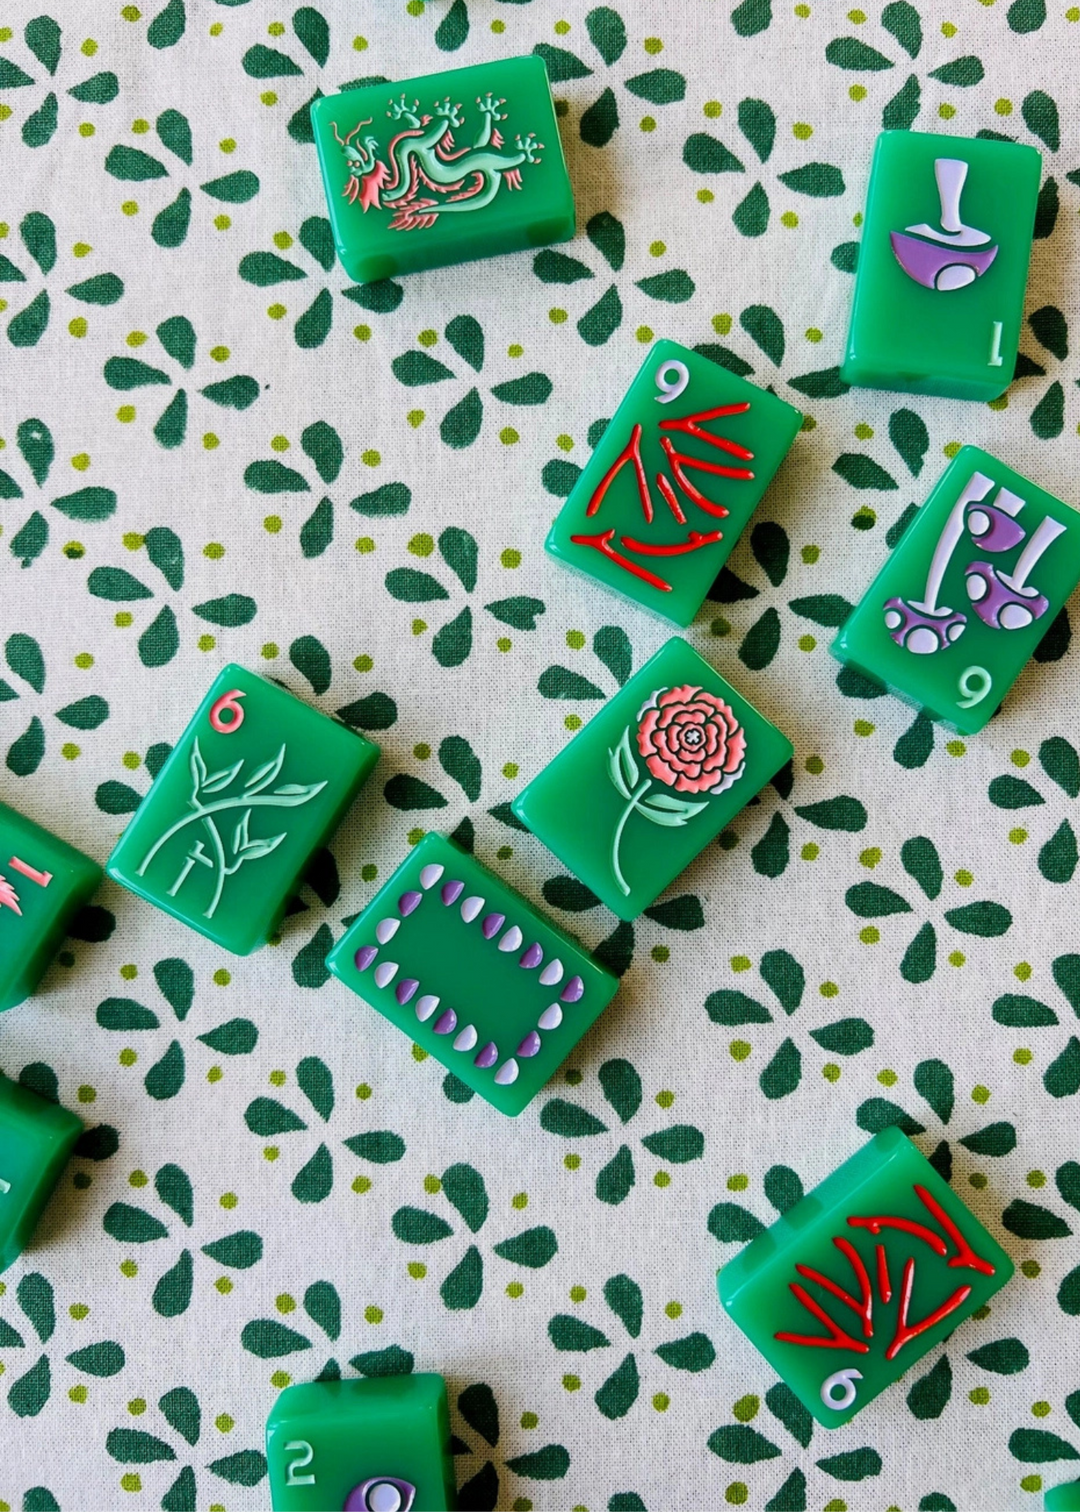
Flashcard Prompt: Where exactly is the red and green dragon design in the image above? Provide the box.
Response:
[332,91,544,232]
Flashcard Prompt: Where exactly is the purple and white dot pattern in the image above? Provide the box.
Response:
[349,856,587,1092]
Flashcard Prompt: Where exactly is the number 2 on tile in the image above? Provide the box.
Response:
[284,1440,315,1486]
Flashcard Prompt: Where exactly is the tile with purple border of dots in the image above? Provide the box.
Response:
[545,339,802,627]
[325,833,619,1116]
[106,664,379,954]
[0,800,102,1012]
[832,446,1080,735]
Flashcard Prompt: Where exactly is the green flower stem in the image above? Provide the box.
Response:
[135,790,314,878]
[611,778,651,896]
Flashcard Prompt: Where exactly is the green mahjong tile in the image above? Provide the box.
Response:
[1046,1480,1080,1512]
[545,339,803,626]
[831,446,1080,735]
[841,131,1042,400]
[311,55,574,284]
[106,665,379,955]
[265,1374,456,1512]
[325,833,618,1117]
[0,1073,82,1272]
[0,802,101,1012]
[511,637,793,920]
[718,1128,1013,1428]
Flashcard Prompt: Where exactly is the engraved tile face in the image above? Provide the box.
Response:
[265,1375,455,1512]
[512,637,794,920]
[325,833,619,1117]
[718,1129,1014,1427]
[841,131,1042,400]
[106,664,379,954]
[832,446,1080,734]
[546,339,802,626]
[311,55,575,284]
[0,1074,82,1272]
[0,802,101,1012]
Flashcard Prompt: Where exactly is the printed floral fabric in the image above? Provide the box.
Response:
[0,2,1078,1509]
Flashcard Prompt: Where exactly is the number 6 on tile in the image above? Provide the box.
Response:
[209,689,246,734]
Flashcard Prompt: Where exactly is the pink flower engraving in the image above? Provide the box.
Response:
[606,684,748,897]
[636,684,747,796]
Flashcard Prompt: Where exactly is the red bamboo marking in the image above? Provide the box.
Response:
[776,1236,874,1350]
[915,1184,997,1276]
[885,1257,972,1361]
[876,1243,891,1304]
[794,1237,874,1337]
[586,423,653,522]
[775,1282,871,1353]
[569,528,671,592]
[659,402,755,460]
[620,529,723,556]
[847,1214,948,1257]
[655,472,688,524]
[659,440,748,519]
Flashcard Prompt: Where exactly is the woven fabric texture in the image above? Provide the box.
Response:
[1,2,1078,1509]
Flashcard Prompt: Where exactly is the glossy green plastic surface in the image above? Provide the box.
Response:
[266,1374,456,1512]
[831,446,1080,735]
[107,664,379,955]
[326,833,618,1116]
[0,1073,82,1272]
[0,802,101,1012]
[546,339,803,626]
[1046,1480,1080,1511]
[512,637,793,920]
[718,1128,1014,1428]
[841,131,1041,399]
[311,55,574,284]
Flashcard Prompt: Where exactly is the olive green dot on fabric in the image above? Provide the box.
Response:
[311,56,575,284]
[326,832,619,1115]
[831,447,1080,736]
[265,1375,456,1511]
[545,339,802,627]
[0,801,102,1011]
[0,1073,83,1271]
[106,664,379,954]
[718,1128,1013,1426]
[841,132,1041,400]
[513,638,792,919]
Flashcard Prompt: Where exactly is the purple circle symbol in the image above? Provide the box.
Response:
[343,1477,416,1512]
